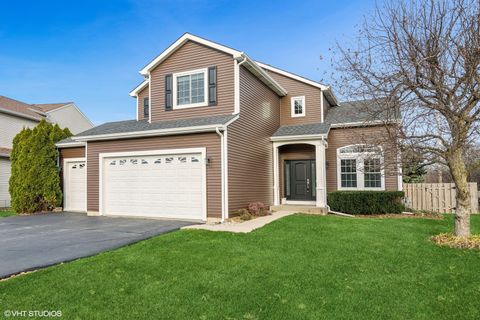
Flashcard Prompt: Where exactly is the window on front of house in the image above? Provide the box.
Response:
[364,158,382,188]
[291,96,305,117]
[174,69,207,109]
[340,159,357,188]
[143,97,149,117]
[337,145,384,190]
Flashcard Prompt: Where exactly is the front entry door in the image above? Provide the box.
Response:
[285,160,316,201]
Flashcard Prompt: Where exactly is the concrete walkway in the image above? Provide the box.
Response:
[182,211,295,233]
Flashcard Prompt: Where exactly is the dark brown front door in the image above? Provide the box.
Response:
[285,160,316,201]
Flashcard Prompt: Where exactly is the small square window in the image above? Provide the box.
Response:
[291,96,305,117]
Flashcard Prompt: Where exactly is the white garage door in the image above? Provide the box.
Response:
[0,158,11,208]
[102,150,205,220]
[64,160,86,212]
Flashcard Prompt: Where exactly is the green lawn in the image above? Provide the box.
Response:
[1,215,479,320]
[0,210,15,218]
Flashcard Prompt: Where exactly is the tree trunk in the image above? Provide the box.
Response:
[447,149,471,237]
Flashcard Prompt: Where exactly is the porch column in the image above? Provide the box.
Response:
[315,140,327,207]
[273,142,280,206]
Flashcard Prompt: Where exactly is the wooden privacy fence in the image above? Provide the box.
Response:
[404,183,479,214]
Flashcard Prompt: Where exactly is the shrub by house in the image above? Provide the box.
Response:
[328,191,405,214]
[9,120,71,213]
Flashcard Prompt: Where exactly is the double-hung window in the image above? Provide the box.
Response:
[337,145,384,190]
[291,96,305,117]
[173,68,208,109]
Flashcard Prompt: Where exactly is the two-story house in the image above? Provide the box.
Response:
[57,33,401,221]
[0,96,93,208]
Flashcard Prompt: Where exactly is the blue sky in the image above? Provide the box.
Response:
[0,0,375,125]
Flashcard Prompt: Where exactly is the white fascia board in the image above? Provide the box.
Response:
[140,33,241,76]
[255,61,340,106]
[72,124,228,142]
[56,141,86,148]
[0,108,42,122]
[255,61,329,90]
[235,54,287,96]
[129,79,149,97]
[270,134,328,142]
[0,153,10,158]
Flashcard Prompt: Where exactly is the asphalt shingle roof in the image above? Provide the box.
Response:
[73,114,237,138]
[0,96,44,120]
[272,122,330,137]
[325,99,398,125]
[32,103,72,112]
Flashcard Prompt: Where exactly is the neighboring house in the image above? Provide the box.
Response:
[0,96,93,207]
[57,33,402,221]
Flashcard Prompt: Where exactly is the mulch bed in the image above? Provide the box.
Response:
[431,233,480,250]
[354,213,444,220]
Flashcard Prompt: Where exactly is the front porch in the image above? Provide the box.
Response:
[272,138,328,210]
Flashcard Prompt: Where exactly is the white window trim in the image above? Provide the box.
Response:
[291,96,306,117]
[336,145,385,191]
[172,68,208,110]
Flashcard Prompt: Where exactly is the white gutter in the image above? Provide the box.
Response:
[270,133,329,142]
[56,141,86,148]
[72,124,225,142]
[216,126,227,223]
[233,53,287,96]
[0,108,42,122]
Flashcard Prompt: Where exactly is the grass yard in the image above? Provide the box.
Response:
[0,210,15,218]
[1,215,479,319]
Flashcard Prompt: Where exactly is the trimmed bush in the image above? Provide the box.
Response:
[9,120,72,213]
[327,191,405,214]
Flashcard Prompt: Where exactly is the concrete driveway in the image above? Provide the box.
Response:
[0,212,194,278]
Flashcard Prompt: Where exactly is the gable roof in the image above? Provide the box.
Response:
[140,33,241,75]
[255,61,339,106]
[32,102,73,112]
[0,96,44,121]
[256,61,329,90]
[138,33,287,97]
[129,79,149,97]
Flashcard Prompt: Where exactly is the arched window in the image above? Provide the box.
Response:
[337,144,384,190]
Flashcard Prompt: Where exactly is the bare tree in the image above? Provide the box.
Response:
[333,0,480,236]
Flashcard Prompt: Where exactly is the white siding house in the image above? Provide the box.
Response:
[0,96,93,208]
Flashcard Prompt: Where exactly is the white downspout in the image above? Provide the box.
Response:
[216,127,226,222]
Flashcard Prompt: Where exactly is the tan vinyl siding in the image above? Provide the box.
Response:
[150,40,235,122]
[278,144,315,199]
[136,85,149,121]
[227,66,281,213]
[59,147,85,159]
[322,93,331,121]
[263,70,323,126]
[86,133,222,218]
[326,127,399,192]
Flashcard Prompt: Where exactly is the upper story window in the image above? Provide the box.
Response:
[291,96,305,117]
[143,97,149,117]
[173,68,208,109]
[337,144,384,190]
